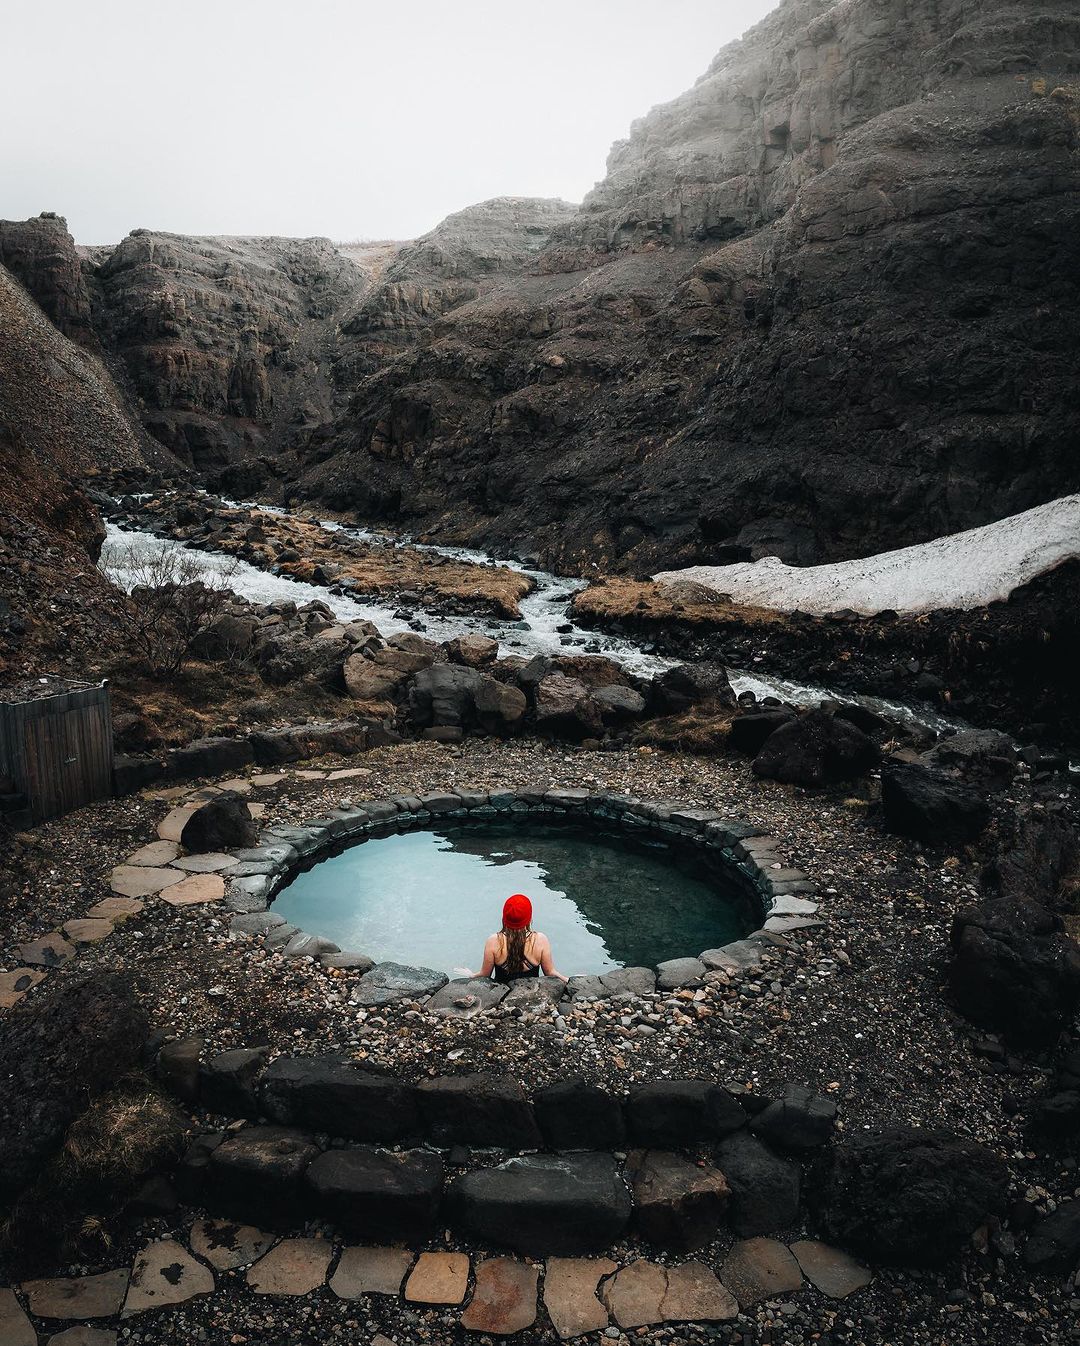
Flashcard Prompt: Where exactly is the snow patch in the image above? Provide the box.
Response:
[654,495,1080,616]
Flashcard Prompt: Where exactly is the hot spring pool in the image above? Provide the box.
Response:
[270,820,760,976]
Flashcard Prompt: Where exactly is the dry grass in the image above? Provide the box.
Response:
[631,700,735,755]
[571,576,783,628]
[1,1082,187,1273]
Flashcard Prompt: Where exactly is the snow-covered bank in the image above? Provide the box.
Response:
[654,495,1080,617]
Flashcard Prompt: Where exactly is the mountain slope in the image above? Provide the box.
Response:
[297,0,1080,572]
[0,261,157,676]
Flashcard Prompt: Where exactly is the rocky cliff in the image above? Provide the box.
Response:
[297,0,1080,572]
[4,0,1078,577]
[84,232,365,491]
[0,259,160,676]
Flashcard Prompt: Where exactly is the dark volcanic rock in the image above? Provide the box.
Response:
[533,1077,626,1150]
[248,720,371,764]
[627,1080,746,1147]
[1023,1200,1080,1271]
[0,973,148,1198]
[949,897,1080,1047]
[207,1125,320,1226]
[880,761,989,842]
[729,709,797,756]
[171,736,255,779]
[260,1055,423,1143]
[750,1084,838,1151]
[198,1047,270,1117]
[180,790,258,853]
[306,1147,443,1241]
[715,1131,801,1236]
[651,663,735,715]
[445,1152,632,1255]
[418,1072,542,1150]
[823,1127,1009,1266]
[752,708,879,787]
[983,804,1080,905]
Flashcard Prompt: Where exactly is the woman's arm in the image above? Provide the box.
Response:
[535,933,568,983]
[463,934,500,980]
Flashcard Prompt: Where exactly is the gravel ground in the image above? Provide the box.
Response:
[3,737,1079,1345]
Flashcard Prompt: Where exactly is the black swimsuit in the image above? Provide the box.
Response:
[492,936,541,983]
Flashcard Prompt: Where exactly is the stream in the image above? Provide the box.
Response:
[100,508,967,738]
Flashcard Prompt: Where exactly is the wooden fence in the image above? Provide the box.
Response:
[0,680,114,823]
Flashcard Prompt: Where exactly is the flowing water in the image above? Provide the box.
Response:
[270,819,759,976]
[100,504,963,735]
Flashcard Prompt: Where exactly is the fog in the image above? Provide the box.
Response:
[4,0,776,245]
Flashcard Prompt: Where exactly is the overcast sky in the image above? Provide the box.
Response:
[4,0,777,246]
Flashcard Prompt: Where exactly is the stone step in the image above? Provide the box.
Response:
[3,1227,871,1340]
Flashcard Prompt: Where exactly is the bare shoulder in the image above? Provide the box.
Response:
[531,930,551,948]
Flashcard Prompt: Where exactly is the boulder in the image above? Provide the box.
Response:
[180,791,257,854]
[984,804,1079,905]
[0,973,148,1198]
[534,673,603,740]
[822,1127,1008,1266]
[156,1034,204,1104]
[447,634,499,667]
[473,675,527,735]
[409,664,483,729]
[750,1084,838,1151]
[714,1131,801,1236]
[1023,1199,1080,1271]
[198,1047,269,1116]
[191,613,258,661]
[306,1147,443,1240]
[533,1077,627,1150]
[351,962,448,1006]
[446,1153,632,1254]
[258,1056,424,1142]
[752,709,879,787]
[207,1125,320,1226]
[113,753,166,795]
[248,719,371,763]
[656,957,706,990]
[651,663,734,714]
[417,1072,542,1149]
[593,683,646,722]
[343,653,409,702]
[949,897,1080,1047]
[728,709,796,756]
[627,1150,730,1250]
[880,761,989,842]
[923,729,1017,782]
[627,1081,746,1147]
[171,735,256,779]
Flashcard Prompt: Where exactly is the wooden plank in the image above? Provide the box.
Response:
[3,685,114,822]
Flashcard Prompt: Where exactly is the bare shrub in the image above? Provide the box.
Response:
[100,540,238,678]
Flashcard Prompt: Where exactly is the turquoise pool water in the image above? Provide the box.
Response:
[271,820,758,976]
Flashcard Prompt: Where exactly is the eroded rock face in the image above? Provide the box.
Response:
[0,213,97,347]
[88,231,363,475]
[296,0,1080,573]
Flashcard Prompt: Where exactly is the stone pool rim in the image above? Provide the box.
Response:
[221,789,821,1000]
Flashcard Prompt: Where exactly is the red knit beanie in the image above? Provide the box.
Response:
[502,893,532,930]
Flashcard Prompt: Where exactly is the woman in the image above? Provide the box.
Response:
[466,893,568,984]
